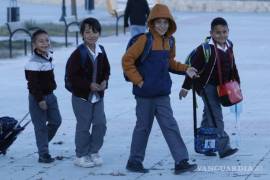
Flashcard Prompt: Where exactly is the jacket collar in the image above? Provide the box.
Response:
[209,38,230,52]
[34,49,53,62]
[86,43,102,58]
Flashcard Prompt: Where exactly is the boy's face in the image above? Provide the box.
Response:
[210,25,229,45]
[154,18,169,36]
[82,24,99,46]
[33,33,50,54]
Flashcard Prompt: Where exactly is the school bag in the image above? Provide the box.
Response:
[123,32,175,81]
[64,44,106,93]
[185,38,211,69]
[192,83,219,154]
[0,113,31,155]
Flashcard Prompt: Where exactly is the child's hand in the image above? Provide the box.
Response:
[100,80,107,90]
[38,100,48,110]
[179,88,189,100]
[186,67,199,78]
[90,83,102,91]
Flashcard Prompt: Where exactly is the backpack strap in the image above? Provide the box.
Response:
[78,44,89,66]
[169,36,175,49]
[185,49,196,66]
[227,39,233,47]
[139,32,153,63]
[202,42,211,63]
[99,45,106,56]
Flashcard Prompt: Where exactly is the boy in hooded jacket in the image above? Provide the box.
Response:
[122,4,198,174]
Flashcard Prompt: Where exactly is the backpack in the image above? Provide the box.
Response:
[0,117,18,140]
[65,44,106,93]
[185,39,212,68]
[123,32,175,81]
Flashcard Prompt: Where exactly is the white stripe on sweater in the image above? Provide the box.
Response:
[25,61,54,71]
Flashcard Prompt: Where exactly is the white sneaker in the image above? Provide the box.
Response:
[74,156,95,168]
[90,153,103,166]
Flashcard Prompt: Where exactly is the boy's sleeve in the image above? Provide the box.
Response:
[168,42,189,74]
[25,69,44,102]
[102,49,111,81]
[182,45,206,90]
[122,35,147,85]
[68,50,91,90]
[182,76,192,90]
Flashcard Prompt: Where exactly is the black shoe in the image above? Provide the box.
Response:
[174,159,197,174]
[204,151,217,156]
[126,160,149,173]
[219,148,238,158]
[38,153,55,163]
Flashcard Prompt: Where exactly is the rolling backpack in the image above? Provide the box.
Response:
[192,83,219,154]
[187,38,218,153]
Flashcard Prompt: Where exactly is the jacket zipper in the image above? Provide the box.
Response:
[203,56,217,89]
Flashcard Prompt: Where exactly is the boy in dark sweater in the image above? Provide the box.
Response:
[25,29,62,163]
[66,18,110,168]
[179,17,241,158]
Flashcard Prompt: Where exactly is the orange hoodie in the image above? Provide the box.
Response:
[122,3,188,85]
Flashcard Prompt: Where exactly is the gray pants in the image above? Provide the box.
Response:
[129,96,189,163]
[29,93,62,156]
[130,25,146,37]
[200,84,231,155]
[72,95,107,157]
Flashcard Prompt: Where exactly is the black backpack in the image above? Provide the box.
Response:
[0,117,18,140]
[124,32,175,81]
[65,44,106,92]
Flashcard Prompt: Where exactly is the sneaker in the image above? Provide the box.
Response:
[204,151,217,156]
[74,156,95,168]
[219,148,238,158]
[174,159,197,174]
[38,153,55,163]
[90,153,103,166]
[126,160,149,173]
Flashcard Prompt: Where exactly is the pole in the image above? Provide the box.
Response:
[71,0,77,19]
[59,0,66,21]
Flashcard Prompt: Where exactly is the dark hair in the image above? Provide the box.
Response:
[211,17,228,30]
[32,29,48,42]
[80,17,101,34]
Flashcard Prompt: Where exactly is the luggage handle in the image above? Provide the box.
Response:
[4,112,31,139]
[14,112,30,129]
[192,81,217,139]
